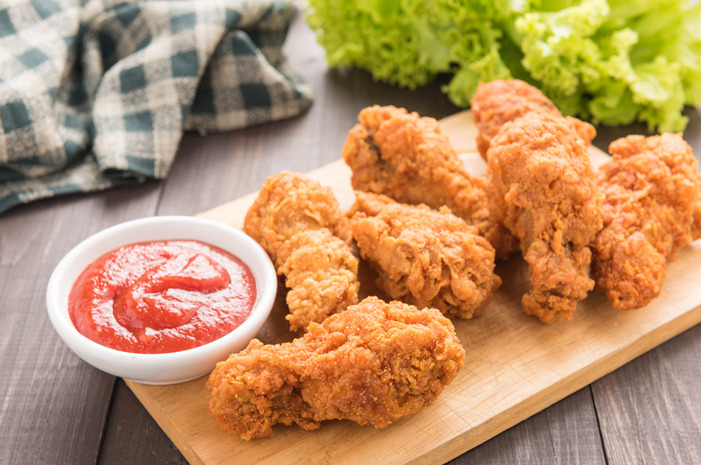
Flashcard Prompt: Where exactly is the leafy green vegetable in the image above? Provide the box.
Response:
[305,0,701,132]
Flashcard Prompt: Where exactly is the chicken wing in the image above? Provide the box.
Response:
[207,296,465,439]
[472,79,596,160]
[486,112,603,323]
[348,191,501,319]
[342,104,518,258]
[243,171,359,331]
[591,133,700,310]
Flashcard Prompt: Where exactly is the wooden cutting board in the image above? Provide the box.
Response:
[125,111,701,465]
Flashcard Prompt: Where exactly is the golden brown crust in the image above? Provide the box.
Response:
[348,191,501,319]
[692,175,701,241]
[591,133,700,310]
[486,112,603,323]
[342,104,518,259]
[472,79,595,160]
[207,296,465,440]
[243,171,359,331]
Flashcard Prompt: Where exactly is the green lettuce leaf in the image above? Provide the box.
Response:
[305,0,701,132]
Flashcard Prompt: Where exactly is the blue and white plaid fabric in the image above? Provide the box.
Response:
[0,0,313,213]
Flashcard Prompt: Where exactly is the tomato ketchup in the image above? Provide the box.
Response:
[68,240,256,354]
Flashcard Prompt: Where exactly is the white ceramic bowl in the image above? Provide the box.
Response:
[46,215,277,385]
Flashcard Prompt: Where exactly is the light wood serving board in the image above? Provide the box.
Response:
[125,111,701,465]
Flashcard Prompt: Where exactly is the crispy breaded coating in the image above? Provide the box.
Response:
[348,191,501,319]
[486,113,603,324]
[243,171,359,331]
[472,79,596,160]
[591,133,700,310]
[207,296,465,440]
[342,104,518,259]
[692,172,701,241]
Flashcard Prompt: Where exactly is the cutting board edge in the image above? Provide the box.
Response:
[125,378,208,465]
[122,109,701,465]
[126,302,701,465]
[404,300,701,465]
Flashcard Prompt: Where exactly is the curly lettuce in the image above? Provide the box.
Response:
[305,0,701,132]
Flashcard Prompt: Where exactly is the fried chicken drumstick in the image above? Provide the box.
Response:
[591,133,701,310]
[471,79,596,160]
[342,104,517,258]
[243,171,359,331]
[207,296,465,440]
[486,112,603,324]
[348,191,501,319]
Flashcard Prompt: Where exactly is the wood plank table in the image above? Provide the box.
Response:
[1,6,700,465]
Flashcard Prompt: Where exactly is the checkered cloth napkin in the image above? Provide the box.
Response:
[0,0,313,214]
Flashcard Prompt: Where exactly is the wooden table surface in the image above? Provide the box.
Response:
[2,7,700,465]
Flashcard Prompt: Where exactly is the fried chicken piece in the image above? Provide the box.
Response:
[243,171,359,331]
[591,133,700,310]
[486,113,603,324]
[342,105,487,225]
[342,104,518,258]
[472,79,596,160]
[207,296,465,440]
[348,191,501,319]
[692,173,701,241]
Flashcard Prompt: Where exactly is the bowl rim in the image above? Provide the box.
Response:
[46,215,277,369]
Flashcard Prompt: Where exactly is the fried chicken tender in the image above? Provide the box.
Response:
[486,113,603,324]
[342,104,518,258]
[591,133,701,310]
[348,191,501,319]
[243,171,359,331]
[207,296,465,440]
[472,79,596,160]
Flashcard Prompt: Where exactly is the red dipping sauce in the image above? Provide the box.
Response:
[68,240,257,354]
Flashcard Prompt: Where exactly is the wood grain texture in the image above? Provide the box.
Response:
[0,185,160,464]
[100,380,188,465]
[449,389,606,465]
[2,4,700,465]
[125,111,701,464]
[592,323,701,465]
